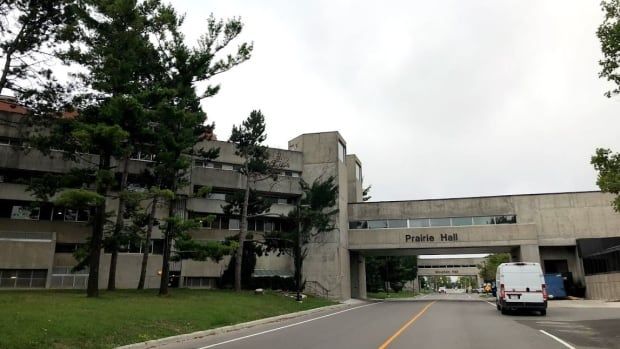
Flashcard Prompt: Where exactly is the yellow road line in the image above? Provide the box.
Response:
[378,301,436,349]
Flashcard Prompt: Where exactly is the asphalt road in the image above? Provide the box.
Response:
[156,293,620,349]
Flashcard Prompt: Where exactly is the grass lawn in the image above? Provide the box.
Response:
[367,291,418,299]
[0,289,334,349]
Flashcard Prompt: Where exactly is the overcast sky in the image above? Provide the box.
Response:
[175,0,620,203]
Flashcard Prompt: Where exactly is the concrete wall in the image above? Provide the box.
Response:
[349,224,538,251]
[585,273,620,301]
[98,253,163,289]
[289,132,351,299]
[348,192,620,247]
[346,155,363,204]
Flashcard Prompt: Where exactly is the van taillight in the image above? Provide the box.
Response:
[500,284,505,299]
[542,284,547,301]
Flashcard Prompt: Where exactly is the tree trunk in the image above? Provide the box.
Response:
[234,173,250,292]
[159,193,176,296]
[108,155,130,291]
[138,195,157,290]
[87,154,111,297]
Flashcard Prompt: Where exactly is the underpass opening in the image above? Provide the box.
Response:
[352,247,513,299]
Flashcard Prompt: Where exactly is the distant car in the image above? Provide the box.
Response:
[438,287,447,293]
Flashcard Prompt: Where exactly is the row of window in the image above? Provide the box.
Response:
[0,136,24,146]
[188,212,291,232]
[194,160,301,177]
[583,250,620,276]
[192,187,297,205]
[102,240,165,254]
[418,264,478,268]
[0,269,47,288]
[349,215,517,229]
[0,200,90,222]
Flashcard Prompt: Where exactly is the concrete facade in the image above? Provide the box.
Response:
[585,273,620,301]
[1,102,620,300]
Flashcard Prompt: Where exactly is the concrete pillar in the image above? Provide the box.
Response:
[289,132,352,300]
[518,244,541,263]
[350,253,366,299]
[412,276,420,293]
[46,232,57,289]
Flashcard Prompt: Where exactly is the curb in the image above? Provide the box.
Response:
[116,302,349,349]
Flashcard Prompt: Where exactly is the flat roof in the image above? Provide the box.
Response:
[349,190,602,205]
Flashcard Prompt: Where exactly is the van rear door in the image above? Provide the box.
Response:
[503,271,545,303]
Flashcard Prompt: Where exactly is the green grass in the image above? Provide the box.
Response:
[0,289,334,349]
[367,291,418,299]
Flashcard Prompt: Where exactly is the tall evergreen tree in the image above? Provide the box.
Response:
[149,10,253,296]
[0,0,72,95]
[228,110,286,291]
[592,1,620,210]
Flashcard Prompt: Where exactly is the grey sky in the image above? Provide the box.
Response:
[176,0,620,202]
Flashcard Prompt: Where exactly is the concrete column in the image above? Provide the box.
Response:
[412,276,420,293]
[350,253,366,299]
[518,244,541,263]
[46,232,57,289]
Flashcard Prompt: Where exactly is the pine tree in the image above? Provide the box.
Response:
[150,11,253,296]
[0,0,72,95]
[228,110,287,291]
[263,176,339,298]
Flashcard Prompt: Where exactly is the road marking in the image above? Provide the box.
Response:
[377,301,435,349]
[539,330,576,349]
[196,302,380,349]
[485,301,496,307]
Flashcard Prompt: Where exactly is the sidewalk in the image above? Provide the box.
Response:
[549,299,620,308]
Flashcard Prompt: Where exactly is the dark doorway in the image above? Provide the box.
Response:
[544,259,569,273]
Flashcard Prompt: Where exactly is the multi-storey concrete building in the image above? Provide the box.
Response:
[1,99,620,300]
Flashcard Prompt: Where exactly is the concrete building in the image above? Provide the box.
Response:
[1,101,620,300]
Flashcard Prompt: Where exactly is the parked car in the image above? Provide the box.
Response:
[438,287,447,293]
[496,262,547,316]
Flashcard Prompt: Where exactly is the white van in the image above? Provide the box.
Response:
[495,262,547,315]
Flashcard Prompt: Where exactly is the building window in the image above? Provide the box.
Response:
[367,220,388,229]
[229,218,240,230]
[350,214,517,230]
[338,141,346,162]
[472,216,495,225]
[0,269,47,288]
[387,219,407,228]
[207,192,227,200]
[451,217,473,226]
[55,243,84,253]
[56,208,90,222]
[495,215,517,224]
[10,205,40,220]
[349,221,367,229]
[429,218,451,227]
[409,219,430,228]
[355,163,362,181]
